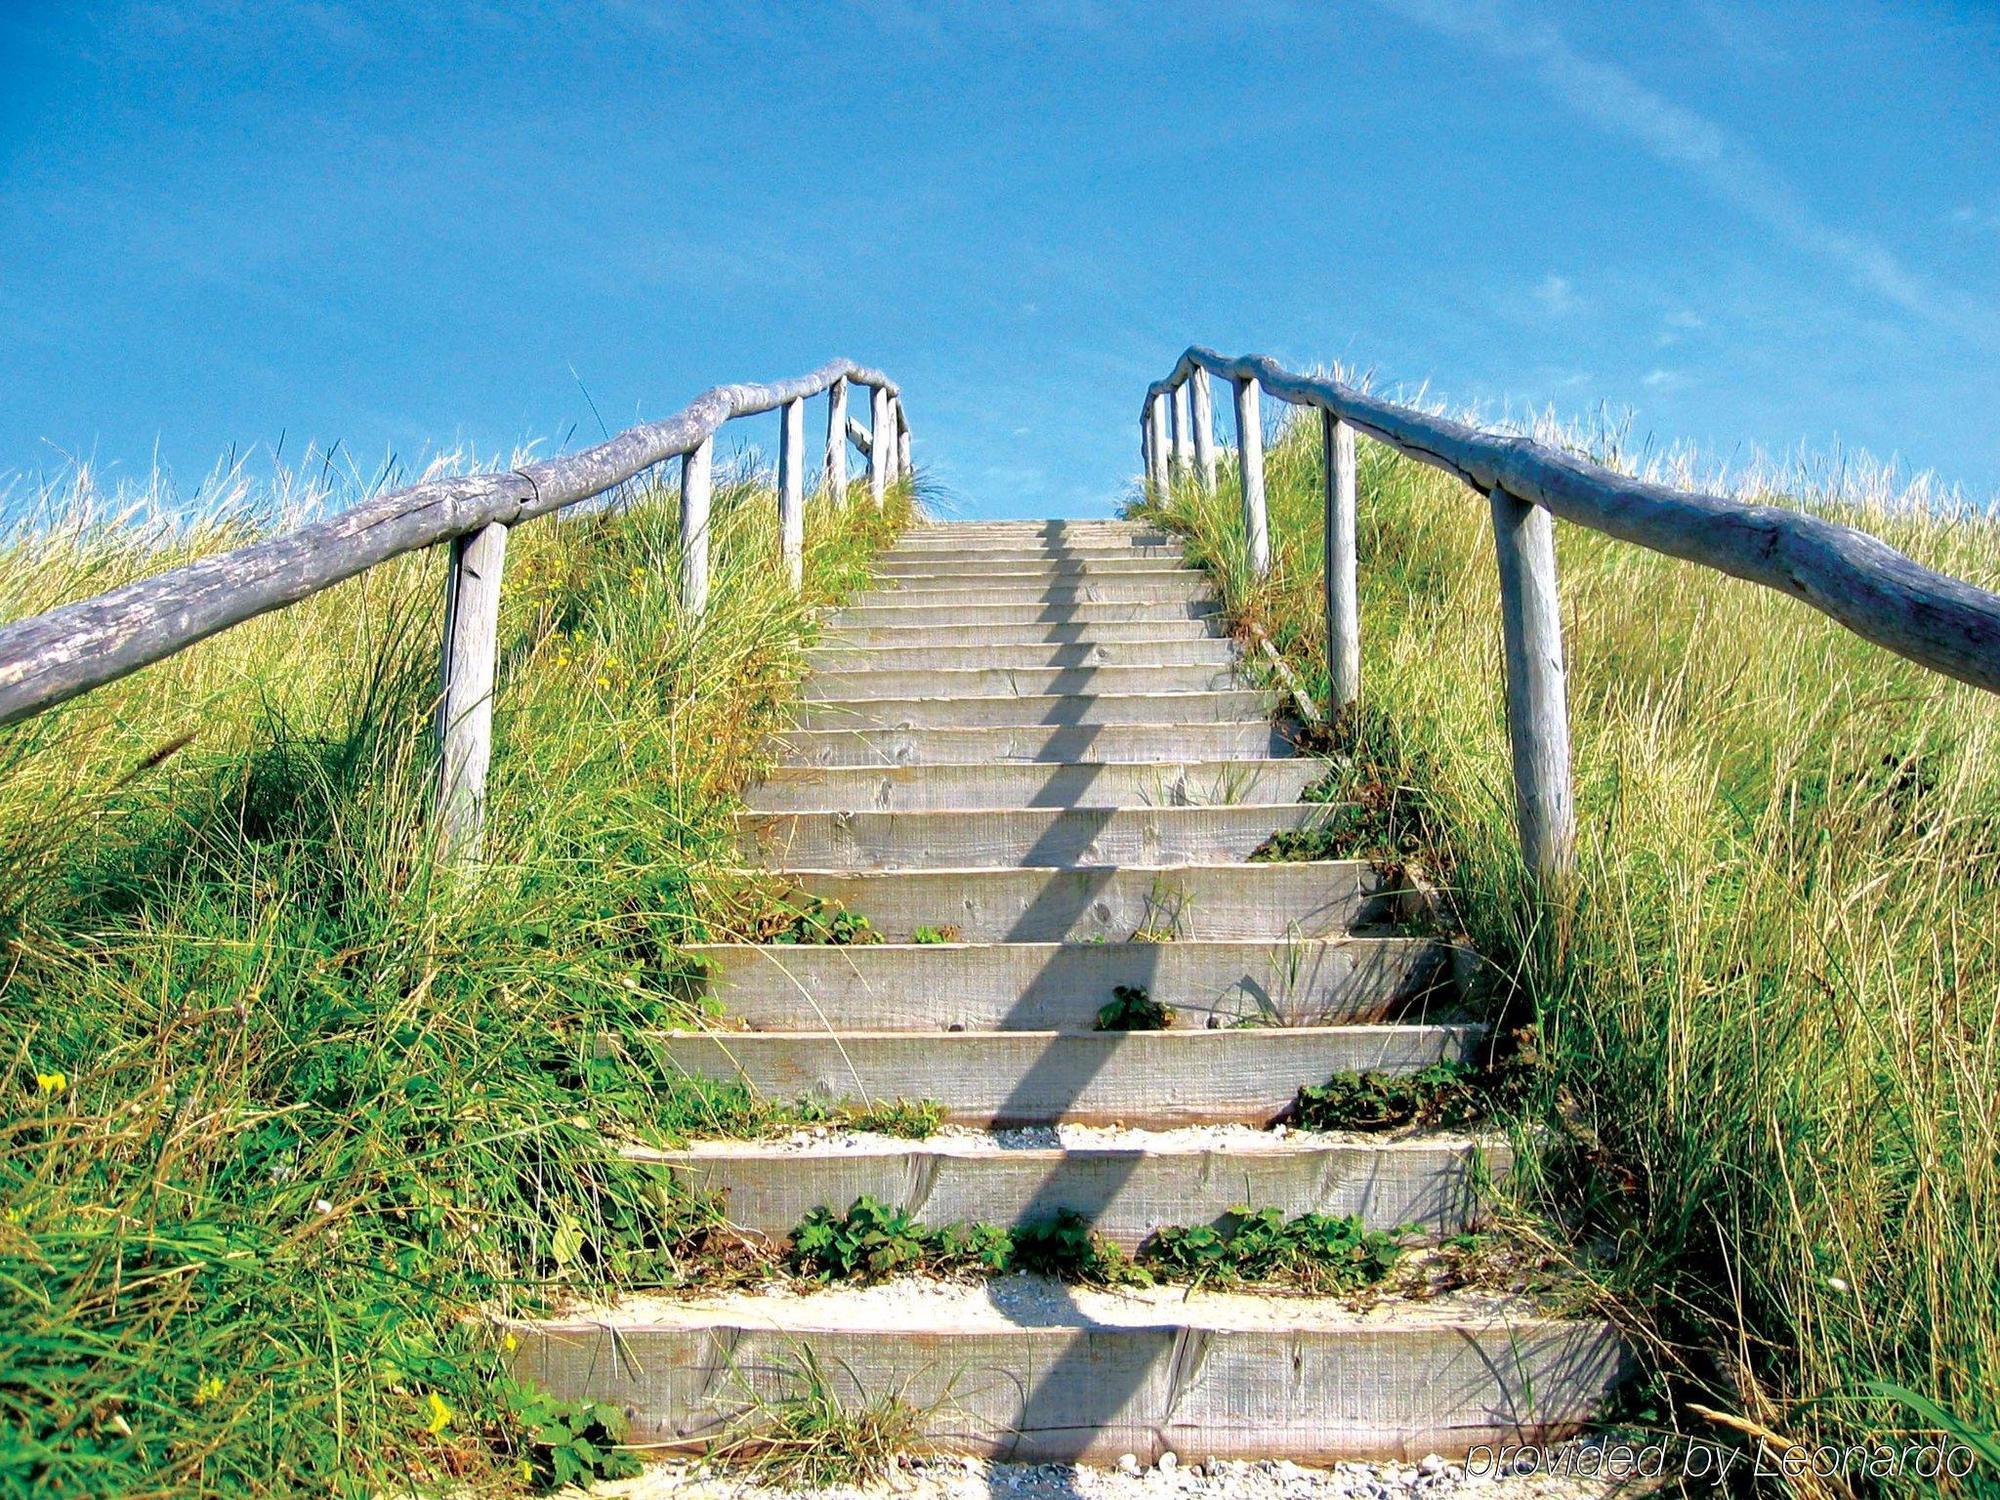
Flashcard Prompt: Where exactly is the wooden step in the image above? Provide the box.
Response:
[507,1279,1625,1462]
[778,860,1397,942]
[851,580,1214,609]
[807,638,1236,673]
[867,566,1199,592]
[828,600,1222,628]
[792,689,1275,731]
[739,803,1332,871]
[772,721,1295,768]
[804,664,1242,702]
[657,1023,1484,1127]
[820,619,1223,648]
[745,757,1312,812]
[873,554,1186,575]
[634,1128,1508,1241]
[685,937,1449,1031]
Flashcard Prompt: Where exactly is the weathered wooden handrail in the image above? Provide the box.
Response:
[0,357,908,860]
[1146,345,2000,885]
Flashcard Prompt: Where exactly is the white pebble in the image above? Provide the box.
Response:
[1159,1451,1178,1471]
[1118,1453,1140,1475]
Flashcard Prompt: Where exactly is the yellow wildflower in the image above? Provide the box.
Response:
[193,1374,224,1407]
[35,1071,65,1096]
[425,1391,452,1435]
[502,1330,518,1352]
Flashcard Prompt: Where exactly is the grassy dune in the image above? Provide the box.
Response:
[1133,414,2000,1492]
[0,456,913,1496]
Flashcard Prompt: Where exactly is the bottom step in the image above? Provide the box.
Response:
[509,1277,1625,1463]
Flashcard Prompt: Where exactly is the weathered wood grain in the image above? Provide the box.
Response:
[634,1131,1504,1240]
[1191,366,1217,492]
[825,600,1223,629]
[1146,348,2000,695]
[870,385,892,506]
[845,415,873,456]
[745,754,1311,813]
[1171,381,1193,471]
[680,436,714,618]
[434,520,508,862]
[787,687,1274,731]
[735,801,1332,871]
[778,396,805,589]
[802,663,1242,702]
[511,1283,1626,1462]
[1147,392,1170,493]
[777,859,1397,942]
[822,376,848,502]
[1489,484,1574,883]
[1233,375,1271,577]
[806,638,1237,673]
[0,359,899,725]
[686,936,1447,1030]
[1324,410,1361,711]
[770,720,1293,768]
[656,1023,1483,1126]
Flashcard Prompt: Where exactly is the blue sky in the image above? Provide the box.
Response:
[3,1,1996,519]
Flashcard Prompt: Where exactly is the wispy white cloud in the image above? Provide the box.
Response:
[1370,0,1995,343]
[1531,273,1578,315]
[1642,368,1685,390]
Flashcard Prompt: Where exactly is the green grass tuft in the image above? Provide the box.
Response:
[1135,405,2000,1486]
[0,452,920,1494]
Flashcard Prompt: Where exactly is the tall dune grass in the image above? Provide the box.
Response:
[0,451,914,1496]
[1134,406,2000,1496]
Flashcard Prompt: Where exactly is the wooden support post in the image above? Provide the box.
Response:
[897,411,912,477]
[824,377,848,505]
[1146,393,1169,495]
[1191,368,1217,493]
[1488,484,1574,886]
[435,519,508,865]
[681,436,714,618]
[1322,411,1359,712]
[887,397,904,482]
[1171,382,1193,473]
[870,385,891,508]
[1233,375,1270,577]
[778,396,805,590]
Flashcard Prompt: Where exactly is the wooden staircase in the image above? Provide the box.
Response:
[509,518,1624,1464]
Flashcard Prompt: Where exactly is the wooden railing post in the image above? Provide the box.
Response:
[1233,375,1270,576]
[869,385,891,507]
[1488,484,1574,885]
[896,408,912,478]
[1171,382,1193,474]
[1191,368,1217,493]
[1146,393,1170,495]
[824,377,848,504]
[887,396,905,482]
[778,396,805,590]
[435,520,508,864]
[1323,411,1360,711]
[680,435,714,617]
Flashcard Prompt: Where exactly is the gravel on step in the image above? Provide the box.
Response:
[571,1448,1655,1500]
[652,1121,1447,1158]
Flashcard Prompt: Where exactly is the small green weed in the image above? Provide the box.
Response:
[1290,1059,1486,1132]
[493,1377,642,1489]
[1143,1207,1408,1293]
[1011,1210,1150,1286]
[1095,983,1173,1031]
[710,1345,934,1487]
[764,900,881,946]
[788,1196,1009,1282]
[909,924,960,944]
[848,1097,945,1138]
